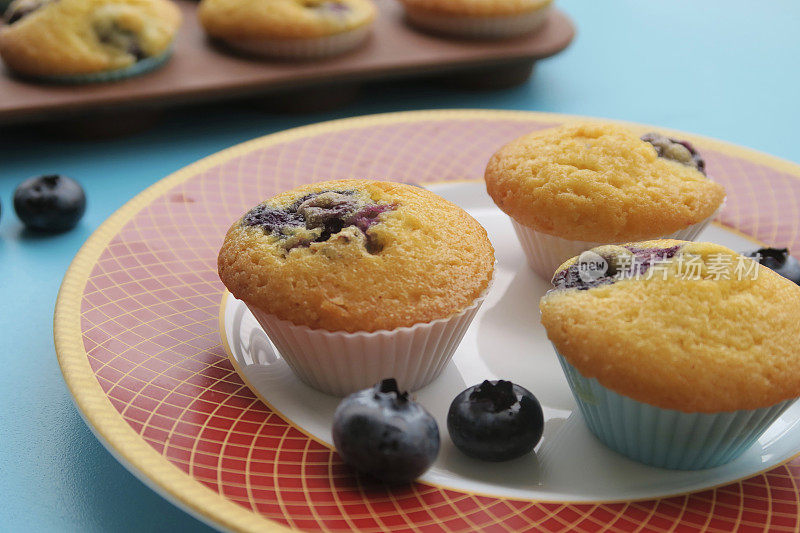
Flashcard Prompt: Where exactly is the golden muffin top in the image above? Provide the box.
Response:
[0,0,181,77]
[397,0,551,17]
[198,0,376,40]
[540,239,800,413]
[218,180,495,333]
[485,122,726,242]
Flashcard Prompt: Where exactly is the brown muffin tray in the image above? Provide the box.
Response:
[0,0,574,125]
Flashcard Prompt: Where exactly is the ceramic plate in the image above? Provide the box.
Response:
[55,110,800,532]
[223,180,800,503]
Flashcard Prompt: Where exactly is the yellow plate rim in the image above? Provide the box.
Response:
[54,109,800,533]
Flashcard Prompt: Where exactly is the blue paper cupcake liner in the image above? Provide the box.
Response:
[554,348,796,470]
[30,50,172,85]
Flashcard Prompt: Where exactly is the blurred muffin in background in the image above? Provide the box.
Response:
[0,0,181,82]
[398,0,552,39]
[199,0,376,59]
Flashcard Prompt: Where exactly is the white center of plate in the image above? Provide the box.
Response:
[223,181,800,502]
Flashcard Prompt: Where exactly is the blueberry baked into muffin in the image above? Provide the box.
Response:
[540,239,800,469]
[218,179,495,395]
[0,0,181,82]
[485,122,726,279]
[198,0,375,59]
[397,0,552,39]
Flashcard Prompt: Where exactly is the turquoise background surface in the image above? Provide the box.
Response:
[1,1,799,531]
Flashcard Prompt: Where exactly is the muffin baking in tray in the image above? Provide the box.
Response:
[540,239,800,469]
[398,0,553,39]
[485,122,726,279]
[198,0,376,59]
[0,0,181,82]
[218,179,495,396]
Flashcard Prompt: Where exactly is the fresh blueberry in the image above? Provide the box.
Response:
[744,248,800,285]
[332,379,440,484]
[641,132,706,175]
[14,174,86,232]
[447,380,544,462]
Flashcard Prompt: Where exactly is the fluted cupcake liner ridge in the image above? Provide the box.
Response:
[31,50,173,85]
[511,210,717,281]
[222,26,371,60]
[404,5,550,40]
[555,348,795,470]
[245,284,489,396]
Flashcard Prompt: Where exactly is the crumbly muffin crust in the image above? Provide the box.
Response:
[485,122,726,242]
[398,0,551,17]
[198,0,375,40]
[0,0,181,77]
[218,180,495,332]
[540,239,800,413]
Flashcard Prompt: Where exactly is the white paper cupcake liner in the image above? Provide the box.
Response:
[554,349,796,469]
[404,5,549,39]
[223,26,371,60]
[245,285,489,396]
[511,211,718,281]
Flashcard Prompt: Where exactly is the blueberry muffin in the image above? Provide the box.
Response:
[0,0,181,82]
[540,239,800,469]
[218,180,495,395]
[219,179,494,332]
[398,0,552,39]
[198,0,375,59]
[485,122,726,279]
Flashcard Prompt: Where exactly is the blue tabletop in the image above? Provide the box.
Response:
[2,1,799,531]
